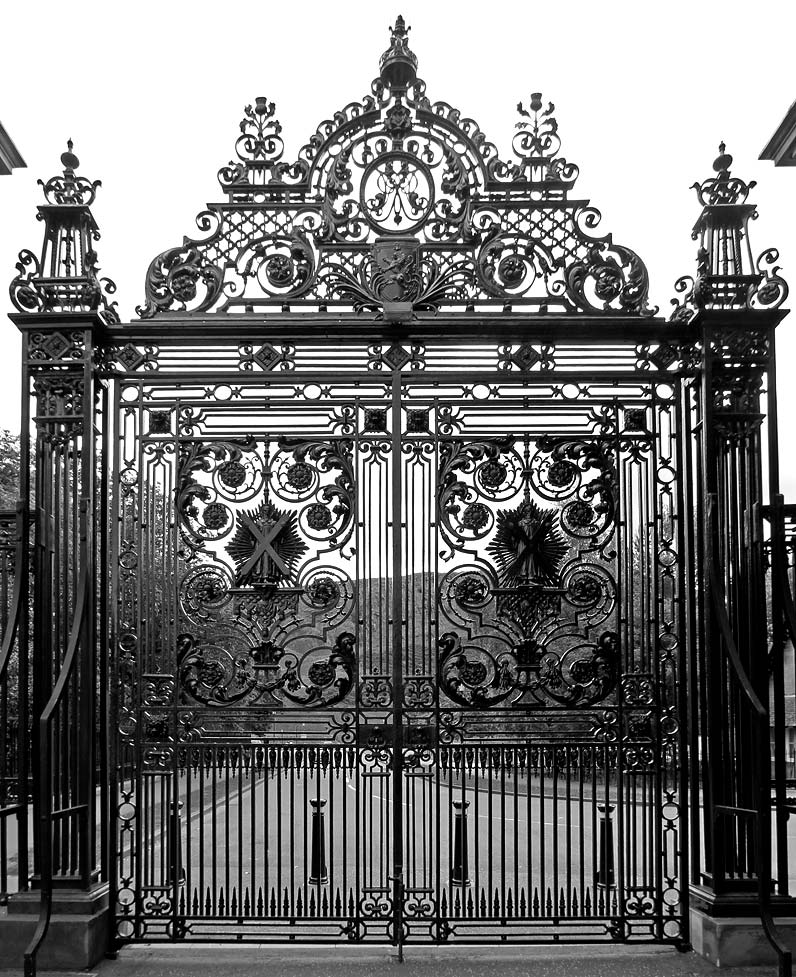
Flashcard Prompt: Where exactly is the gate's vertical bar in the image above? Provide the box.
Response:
[674,375,691,947]
[391,371,404,957]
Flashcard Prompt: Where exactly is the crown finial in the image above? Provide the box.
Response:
[61,139,80,174]
[379,14,418,91]
[693,142,753,206]
[713,141,732,175]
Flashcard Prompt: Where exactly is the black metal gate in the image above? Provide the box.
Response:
[110,358,683,944]
[8,15,796,975]
[98,15,698,948]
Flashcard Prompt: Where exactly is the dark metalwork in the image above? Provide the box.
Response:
[0,503,30,904]
[136,20,654,322]
[3,16,794,972]
[9,143,118,322]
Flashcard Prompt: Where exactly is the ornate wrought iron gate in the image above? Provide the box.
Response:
[8,16,792,969]
[111,355,684,943]
[101,15,701,948]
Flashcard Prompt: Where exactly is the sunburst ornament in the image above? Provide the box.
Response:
[226,500,307,587]
[487,499,568,587]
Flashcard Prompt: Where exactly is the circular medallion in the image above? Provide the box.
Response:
[461,502,491,532]
[306,503,332,530]
[567,501,595,528]
[286,462,314,490]
[218,460,246,489]
[459,659,488,687]
[308,661,335,688]
[202,502,229,530]
[479,459,507,489]
[307,575,341,608]
[360,152,434,234]
[547,459,577,488]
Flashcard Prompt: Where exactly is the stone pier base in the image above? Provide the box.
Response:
[0,883,109,970]
[690,907,796,967]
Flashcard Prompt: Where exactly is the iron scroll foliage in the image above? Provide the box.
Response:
[138,19,655,319]
[436,434,620,710]
[172,436,359,711]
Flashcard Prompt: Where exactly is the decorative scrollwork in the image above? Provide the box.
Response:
[177,630,357,709]
[531,437,616,539]
[272,438,356,549]
[749,248,788,310]
[560,560,615,629]
[438,632,518,708]
[298,564,355,629]
[361,153,434,234]
[437,439,522,553]
[177,633,257,707]
[135,22,656,319]
[276,632,357,707]
[178,439,265,542]
[136,244,224,317]
[564,244,652,315]
[238,230,316,298]
[529,631,619,706]
[439,564,497,631]
[179,563,234,624]
[360,676,393,708]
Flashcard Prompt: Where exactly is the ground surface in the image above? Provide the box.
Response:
[0,944,782,977]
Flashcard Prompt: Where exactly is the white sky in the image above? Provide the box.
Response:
[2,0,796,492]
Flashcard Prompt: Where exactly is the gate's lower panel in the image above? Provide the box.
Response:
[115,739,681,943]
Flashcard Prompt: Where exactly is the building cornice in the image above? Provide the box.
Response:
[761,99,796,166]
[0,121,25,175]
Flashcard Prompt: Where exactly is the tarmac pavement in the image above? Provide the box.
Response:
[0,944,781,977]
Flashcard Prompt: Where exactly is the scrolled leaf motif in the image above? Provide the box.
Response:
[476,229,555,298]
[317,254,380,312]
[438,631,518,708]
[564,244,654,315]
[137,245,224,318]
[531,630,620,706]
[238,230,316,298]
[535,436,616,538]
[177,633,256,707]
[278,631,358,708]
[437,438,513,552]
[9,249,45,313]
[278,437,356,550]
[176,438,260,542]
[749,248,788,310]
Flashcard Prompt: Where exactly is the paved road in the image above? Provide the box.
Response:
[0,943,782,977]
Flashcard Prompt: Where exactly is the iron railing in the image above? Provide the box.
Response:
[24,499,91,977]
[711,493,792,977]
[0,503,30,906]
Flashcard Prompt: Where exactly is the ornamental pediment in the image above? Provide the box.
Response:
[137,18,654,320]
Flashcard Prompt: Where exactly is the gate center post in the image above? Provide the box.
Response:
[390,369,405,959]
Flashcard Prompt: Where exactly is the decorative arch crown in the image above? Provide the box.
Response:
[138,18,655,320]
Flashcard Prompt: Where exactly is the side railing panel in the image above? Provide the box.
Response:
[765,498,796,903]
[0,503,31,904]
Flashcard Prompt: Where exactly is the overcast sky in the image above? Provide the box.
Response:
[2,0,796,490]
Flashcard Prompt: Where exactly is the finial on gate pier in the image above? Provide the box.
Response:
[670,142,787,321]
[9,141,118,321]
[379,15,418,91]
